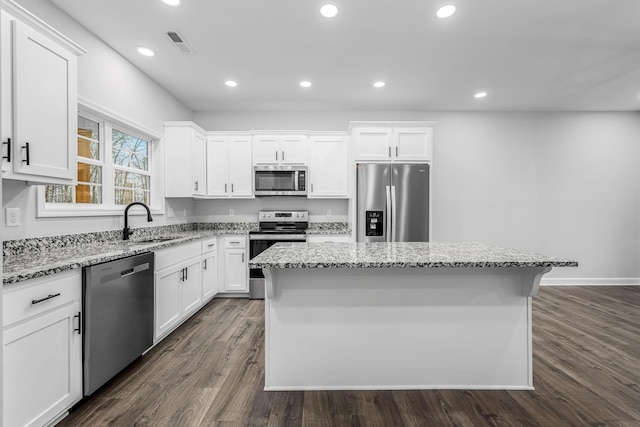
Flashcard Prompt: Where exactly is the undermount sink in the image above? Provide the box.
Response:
[128,236,180,244]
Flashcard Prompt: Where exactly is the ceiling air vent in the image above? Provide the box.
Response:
[166,30,195,54]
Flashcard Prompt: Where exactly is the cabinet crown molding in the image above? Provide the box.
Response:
[348,121,437,132]
[162,120,206,135]
[1,0,86,55]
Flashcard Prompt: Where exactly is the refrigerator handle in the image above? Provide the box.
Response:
[390,185,397,242]
[385,185,392,242]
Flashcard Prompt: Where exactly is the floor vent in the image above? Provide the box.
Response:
[166,30,195,54]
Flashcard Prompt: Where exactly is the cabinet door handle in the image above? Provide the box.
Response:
[184,267,188,281]
[22,142,30,165]
[179,268,184,282]
[2,138,10,162]
[388,146,391,157]
[396,146,398,157]
[276,151,278,161]
[32,293,61,305]
[194,181,198,191]
[225,183,228,193]
[231,183,234,193]
[242,253,245,263]
[282,151,285,161]
[74,312,82,335]
[203,259,207,270]
[311,183,314,193]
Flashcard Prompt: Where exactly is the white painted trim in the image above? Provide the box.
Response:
[80,97,162,140]
[265,385,535,391]
[162,120,206,135]
[541,278,640,286]
[0,0,86,55]
[348,120,437,133]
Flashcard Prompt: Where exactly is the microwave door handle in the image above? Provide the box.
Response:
[294,171,298,191]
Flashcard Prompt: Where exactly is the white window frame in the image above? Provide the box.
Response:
[37,98,165,217]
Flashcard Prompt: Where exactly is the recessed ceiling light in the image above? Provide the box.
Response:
[225,80,238,87]
[373,81,386,88]
[436,4,456,18]
[320,3,338,18]
[137,47,155,57]
[162,0,181,6]
[474,91,488,98]
[300,81,312,88]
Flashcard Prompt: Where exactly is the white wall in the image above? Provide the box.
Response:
[193,110,640,282]
[2,0,195,239]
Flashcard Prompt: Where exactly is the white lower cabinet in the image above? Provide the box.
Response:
[201,238,218,302]
[3,270,82,427]
[220,236,248,293]
[154,242,202,341]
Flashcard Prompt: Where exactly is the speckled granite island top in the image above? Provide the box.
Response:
[249,241,578,269]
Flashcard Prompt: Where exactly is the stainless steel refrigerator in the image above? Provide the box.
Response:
[356,163,430,242]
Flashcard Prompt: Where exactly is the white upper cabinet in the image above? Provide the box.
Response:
[192,131,206,197]
[1,4,85,184]
[253,133,307,165]
[206,133,253,198]
[351,122,434,163]
[163,121,206,198]
[308,133,348,198]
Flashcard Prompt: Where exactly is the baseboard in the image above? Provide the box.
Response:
[541,278,640,286]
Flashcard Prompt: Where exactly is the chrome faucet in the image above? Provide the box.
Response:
[123,202,153,240]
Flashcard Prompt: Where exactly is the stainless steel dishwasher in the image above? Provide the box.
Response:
[82,252,154,396]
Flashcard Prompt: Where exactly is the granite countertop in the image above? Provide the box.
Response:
[249,241,578,269]
[2,223,257,285]
[2,221,352,285]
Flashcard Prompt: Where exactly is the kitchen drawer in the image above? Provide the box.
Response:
[224,236,246,249]
[3,270,81,326]
[201,238,217,254]
[155,241,200,271]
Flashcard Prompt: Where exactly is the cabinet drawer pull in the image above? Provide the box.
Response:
[74,312,82,335]
[22,142,30,165]
[207,243,215,248]
[2,138,10,162]
[31,293,61,305]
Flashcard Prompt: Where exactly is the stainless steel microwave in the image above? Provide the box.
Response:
[254,165,307,196]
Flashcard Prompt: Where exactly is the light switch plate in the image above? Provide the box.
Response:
[6,208,20,227]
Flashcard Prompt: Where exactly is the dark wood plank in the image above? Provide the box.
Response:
[58,286,640,427]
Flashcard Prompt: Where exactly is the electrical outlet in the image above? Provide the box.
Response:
[6,208,20,227]
[229,209,235,217]
[326,209,332,217]
[167,208,175,218]
[183,209,188,217]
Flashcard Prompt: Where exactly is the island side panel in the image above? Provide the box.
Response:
[264,267,534,391]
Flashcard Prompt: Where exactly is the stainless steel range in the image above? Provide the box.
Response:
[249,210,308,299]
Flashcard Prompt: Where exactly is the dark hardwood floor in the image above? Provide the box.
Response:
[59,286,640,426]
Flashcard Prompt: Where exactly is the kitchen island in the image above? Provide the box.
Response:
[249,242,577,391]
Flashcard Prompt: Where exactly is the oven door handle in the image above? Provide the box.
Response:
[249,234,307,241]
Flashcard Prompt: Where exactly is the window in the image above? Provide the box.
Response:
[46,116,102,204]
[39,103,163,217]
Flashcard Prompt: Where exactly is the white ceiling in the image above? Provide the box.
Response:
[52,0,640,112]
